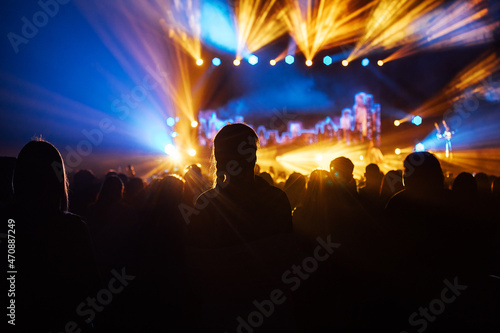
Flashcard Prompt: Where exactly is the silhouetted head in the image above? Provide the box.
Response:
[474,172,490,195]
[72,169,96,190]
[185,164,202,177]
[365,163,381,178]
[330,156,354,183]
[105,170,118,178]
[154,174,185,207]
[284,172,306,193]
[97,175,123,205]
[452,172,477,198]
[124,177,144,199]
[184,164,204,184]
[380,169,404,199]
[364,163,383,188]
[259,172,274,186]
[306,169,333,203]
[213,123,258,186]
[403,152,444,192]
[13,140,68,213]
[254,164,261,175]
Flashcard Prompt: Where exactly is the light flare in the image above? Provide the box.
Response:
[234,0,288,59]
[158,0,202,61]
[283,0,373,63]
[382,0,497,63]
[348,0,443,62]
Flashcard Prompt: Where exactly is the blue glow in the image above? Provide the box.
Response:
[171,132,179,137]
[167,117,175,127]
[285,55,295,65]
[412,115,423,126]
[248,55,258,65]
[323,56,332,66]
[361,58,370,67]
[200,0,237,53]
[415,143,425,152]
[327,52,352,64]
[212,57,221,66]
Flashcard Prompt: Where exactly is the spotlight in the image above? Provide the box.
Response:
[188,148,196,157]
[361,58,369,67]
[233,59,241,66]
[395,148,401,155]
[342,59,348,66]
[191,120,198,128]
[270,59,276,66]
[212,57,221,66]
[305,59,313,66]
[171,132,178,137]
[415,143,425,152]
[377,60,384,66]
[285,55,294,65]
[316,154,323,162]
[196,58,203,66]
[411,115,422,126]
[164,144,176,155]
[394,120,401,126]
[323,56,332,66]
[167,117,175,127]
[248,55,258,65]
[360,155,364,161]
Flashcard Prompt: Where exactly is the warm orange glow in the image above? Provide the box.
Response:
[348,0,443,62]
[380,1,496,63]
[234,0,288,59]
[305,59,312,66]
[411,51,500,119]
[282,0,373,63]
[158,0,202,61]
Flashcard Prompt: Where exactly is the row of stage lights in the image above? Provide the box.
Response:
[394,115,422,127]
[195,56,385,67]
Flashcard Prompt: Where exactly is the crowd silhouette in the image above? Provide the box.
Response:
[1,124,499,333]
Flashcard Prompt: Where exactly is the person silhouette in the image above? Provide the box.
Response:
[382,152,457,329]
[4,140,100,332]
[188,123,292,247]
[359,163,384,216]
[187,123,295,332]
